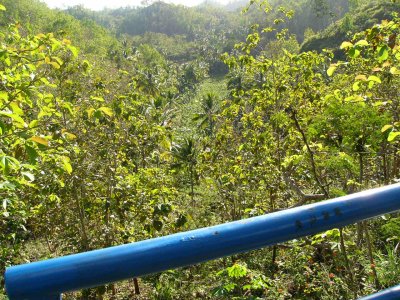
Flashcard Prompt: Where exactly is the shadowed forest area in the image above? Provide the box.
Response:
[1,0,400,298]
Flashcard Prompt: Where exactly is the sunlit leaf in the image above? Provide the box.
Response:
[98,106,113,117]
[21,172,35,181]
[355,40,369,46]
[352,81,360,91]
[30,136,48,146]
[355,75,367,81]
[49,61,60,69]
[91,96,104,102]
[390,67,400,75]
[86,108,95,118]
[0,155,20,175]
[67,45,79,57]
[10,102,23,116]
[0,111,26,127]
[381,125,393,133]
[0,181,16,190]
[327,65,337,76]
[29,120,38,128]
[388,131,400,142]
[61,156,72,174]
[340,41,353,49]
[0,91,8,102]
[63,132,77,140]
[348,48,360,58]
[227,264,248,279]
[368,75,381,83]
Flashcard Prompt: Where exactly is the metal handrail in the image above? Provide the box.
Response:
[5,183,400,299]
[359,284,400,300]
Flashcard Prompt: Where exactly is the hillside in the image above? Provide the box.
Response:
[1,0,120,57]
[1,0,400,299]
[301,1,400,56]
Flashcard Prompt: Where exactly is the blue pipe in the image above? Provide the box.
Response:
[5,183,400,300]
[359,284,400,300]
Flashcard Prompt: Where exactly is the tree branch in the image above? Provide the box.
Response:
[291,110,329,197]
[283,171,325,208]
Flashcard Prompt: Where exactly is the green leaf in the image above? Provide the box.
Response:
[25,145,38,163]
[390,67,400,75]
[160,138,171,151]
[40,78,56,88]
[355,40,369,46]
[61,102,74,115]
[51,42,61,52]
[0,155,20,175]
[67,45,79,57]
[0,181,16,190]
[355,75,367,81]
[327,65,337,76]
[348,48,360,58]
[0,4,6,11]
[21,171,35,181]
[30,136,48,146]
[243,284,252,291]
[63,132,77,140]
[388,131,400,142]
[0,111,26,127]
[91,96,104,102]
[86,108,95,118]
[0,91,8,102]
[368,75,381,83]
[10,102,24,116]
[61,156,72,174]
[223,283,236,292]
[227,264,248,279]
[378,45,389,62]
[29,120,38,128]
[4,56,10,66]
[98,106,113,117]
[381,125,393,133]
[353,81,360,91]
[49,61,60,69]
[340,41,353,49]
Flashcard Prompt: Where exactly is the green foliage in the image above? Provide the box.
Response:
[380,217,400,241]
[1,0,118,56]
[301,1,400,56]
[0,24,80,272]
[1,1,400,299]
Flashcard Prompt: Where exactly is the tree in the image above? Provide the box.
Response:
[172,138,198,205]
[193,92,220,137]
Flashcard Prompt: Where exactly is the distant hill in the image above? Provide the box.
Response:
[1,0,119,56]
[300,1,400,57]
[223,0,248,11]
[66,1,246,39]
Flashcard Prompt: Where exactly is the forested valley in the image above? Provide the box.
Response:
[1,0,400,299]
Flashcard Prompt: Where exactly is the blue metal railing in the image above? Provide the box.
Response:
[360,284,400,300]
[5,183,400,299]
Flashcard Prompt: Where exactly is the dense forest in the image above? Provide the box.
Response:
[1,0,400,299]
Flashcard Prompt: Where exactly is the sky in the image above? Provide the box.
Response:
[41,0,231,10]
